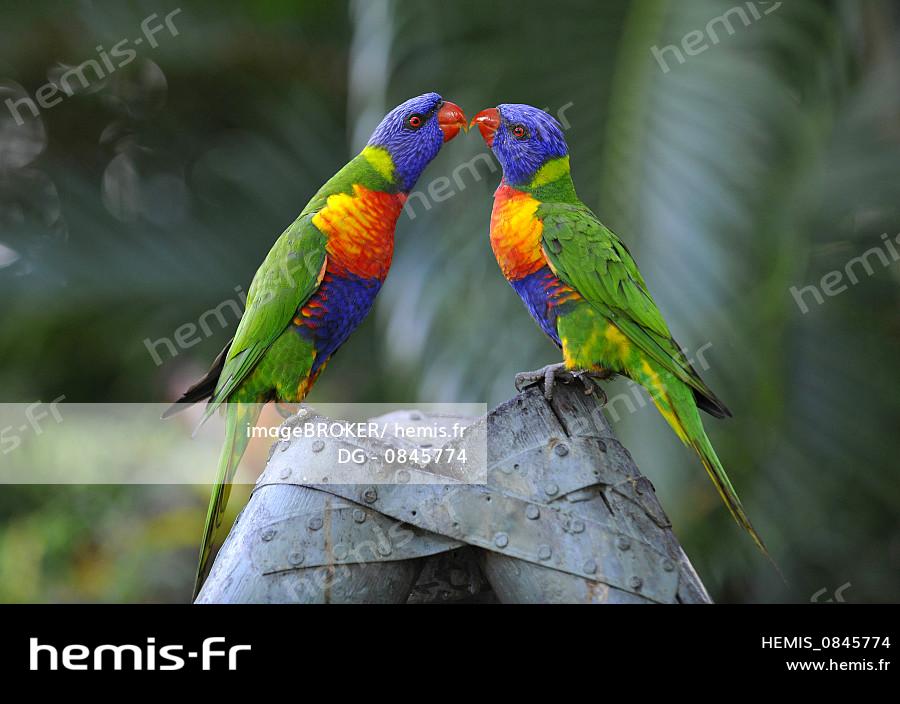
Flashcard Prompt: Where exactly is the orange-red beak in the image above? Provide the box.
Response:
[438,101,467,142]
[471,108,500,147]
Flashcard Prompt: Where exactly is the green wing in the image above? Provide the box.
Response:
[201,213,327,420]
[539,201,730,417]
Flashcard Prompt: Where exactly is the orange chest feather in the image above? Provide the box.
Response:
[489,185,546,281]
[312,185,405,281]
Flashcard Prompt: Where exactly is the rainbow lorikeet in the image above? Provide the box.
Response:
[165,93,467,598]
[471,104,772,563]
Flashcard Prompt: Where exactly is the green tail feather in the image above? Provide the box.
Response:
[689,431,756,543]
[637,363,783,578]
[689,430,783,579]
[192,401,258,601]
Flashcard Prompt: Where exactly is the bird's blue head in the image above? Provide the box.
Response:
[471,104,568,187]
[366,92,467,192]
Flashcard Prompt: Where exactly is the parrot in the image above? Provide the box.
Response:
[164,93,467,598]
[471,103,773,564]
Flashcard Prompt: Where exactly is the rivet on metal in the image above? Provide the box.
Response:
[288,551,304,566]
[616,536,631,551]
[279,467,291,480]
[397,469,411,484]
[409,411,423,421]
[311,439,325,453]
[525,505,540,520]
[352,509,366,523]
[362,487,378,504]
[538,545,552,560]
[494,532,509,548]
[544,482,559,497]
[571,519,585,534]
[279,441,289,453]
[307,516,323,531]
[261,529,276,542]
[629,576,643,590]
[377,542,392,556]
[554,443,569,457]
[662,559,675,572]
[583,559,598,575]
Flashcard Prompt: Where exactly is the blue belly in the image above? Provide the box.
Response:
[292,272,382,374]
[510,267,571,348]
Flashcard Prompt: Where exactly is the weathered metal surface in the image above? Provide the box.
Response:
[195,484,427,604]
[197,382,713,604]
[497,384,711,604]
[267,480,679,602]
[250,504,463,574]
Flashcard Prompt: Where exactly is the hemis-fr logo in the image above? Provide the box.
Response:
[30,637,251,671]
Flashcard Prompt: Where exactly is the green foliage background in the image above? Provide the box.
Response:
[0,0,898,602]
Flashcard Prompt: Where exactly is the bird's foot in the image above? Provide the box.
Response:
[515,363,610,402]
[515,362,566,399]
[573,370,609,405]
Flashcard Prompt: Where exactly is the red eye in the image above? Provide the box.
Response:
[408,114,423,128]
[512,124,527,139]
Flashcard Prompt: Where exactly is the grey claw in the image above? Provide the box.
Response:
[544,366,557,400]
[514,363,569,400]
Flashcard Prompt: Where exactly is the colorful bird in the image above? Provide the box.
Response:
[471,103,772,562]
[165,93,467,598]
